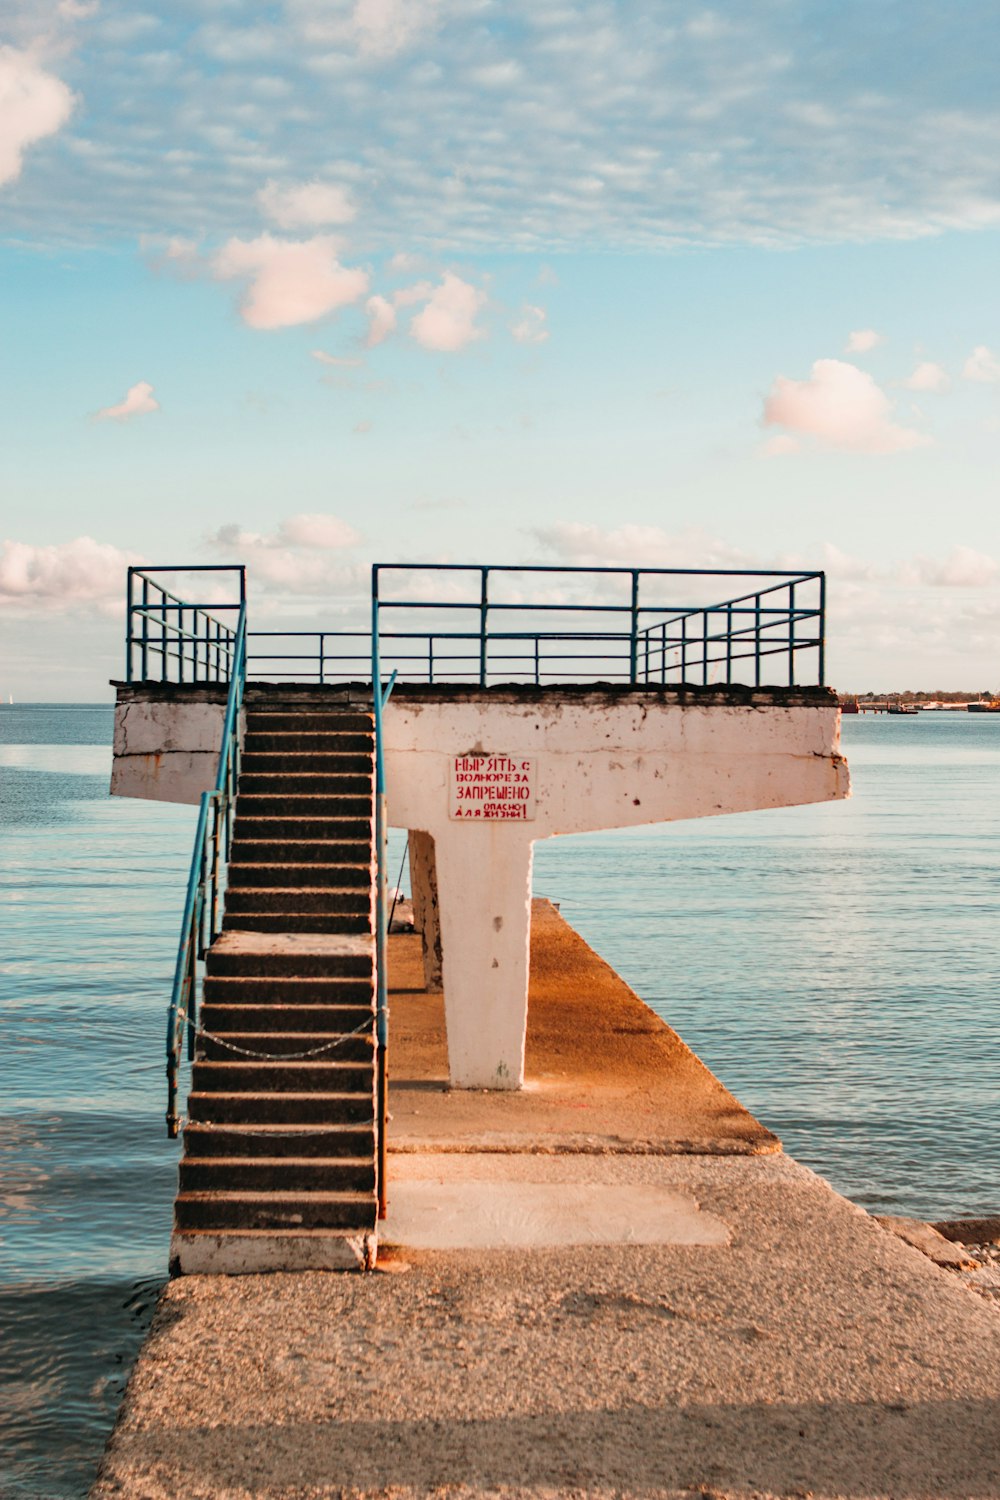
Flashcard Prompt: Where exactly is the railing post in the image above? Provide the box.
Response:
[755,593,761,688]
[371,566,390,1218]
[629,571,640,683]
[680,614,687,681]
[319,633,325,685]
[788,582,796,687]
[126,568,135,682]
[818,572,826,685]
[479,567,489,686]
[725,604,733,684]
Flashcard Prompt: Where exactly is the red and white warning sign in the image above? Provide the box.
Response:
[450,755,535,821]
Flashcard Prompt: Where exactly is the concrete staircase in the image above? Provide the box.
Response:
[169,698,380,1275]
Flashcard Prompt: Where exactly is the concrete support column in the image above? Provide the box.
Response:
[408,829,442,990]
[433,826,535,1089]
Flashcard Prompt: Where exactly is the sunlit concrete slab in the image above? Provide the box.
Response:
[381,1157,731,1250]
[387,899,779,1156]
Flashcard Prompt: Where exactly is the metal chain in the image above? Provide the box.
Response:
[194,1015,374,1061]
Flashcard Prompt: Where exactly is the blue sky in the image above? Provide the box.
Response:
[3,0,1000,697]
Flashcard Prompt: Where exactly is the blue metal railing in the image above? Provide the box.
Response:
[126,565,245,684]
[368,565,826,688]
[371,588,397,1217]
[165,601,247,1136]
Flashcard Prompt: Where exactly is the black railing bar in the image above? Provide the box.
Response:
[638,604,820,637]
[129,616,236,650]
[130,601,242,616]
[647,578,823,623]
[373,563,820,580]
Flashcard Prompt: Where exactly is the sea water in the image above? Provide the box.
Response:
[2,706,998,1497]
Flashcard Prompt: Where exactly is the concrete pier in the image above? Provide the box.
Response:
[92,907,1000,1500]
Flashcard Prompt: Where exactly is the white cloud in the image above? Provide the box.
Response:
[212,513,360,552]
[95,380,159,421]
[963,345,1000,384]
[845,329,883,354]
[352,0,438,57]
[364,293,396,346]
[208,512,364,594]
[409,272,486,352]
[258,178,356,228]
[511,304,548,344]
[899,545,998,589]
[311,349,363,367]
[901,361,949,393]
[763,358,928,454]
[211,234,369,329]
[0,536,136,607]
[532,522,750,571]
[759,434,799,457]
[0,45,75,187]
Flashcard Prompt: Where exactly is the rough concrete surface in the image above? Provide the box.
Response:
[387,901,778,1156]
[93,1154,1000,1500]
[91,907,1000,1498]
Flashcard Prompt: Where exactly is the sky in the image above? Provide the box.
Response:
[2,0,1000,697]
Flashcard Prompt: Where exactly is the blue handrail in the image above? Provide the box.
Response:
[372,578,397,1217]
[165,602,247,1137]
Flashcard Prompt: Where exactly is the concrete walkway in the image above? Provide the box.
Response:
[92,908,1000,1499]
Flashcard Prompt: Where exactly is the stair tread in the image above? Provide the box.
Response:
[177,1189,374,1202]
[182,1155,373,1167]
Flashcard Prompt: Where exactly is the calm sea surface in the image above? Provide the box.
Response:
[2,705,999,1496]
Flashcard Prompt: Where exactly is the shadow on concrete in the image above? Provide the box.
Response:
[97,1395,1000,1497]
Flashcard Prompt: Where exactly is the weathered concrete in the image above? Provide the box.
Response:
[92,905,1000,1499]
[111,682,849,1087]
[382,686,848,1089]
[408,828,442,989]
[386,901,778,1156]
[382,1161,732,1249]
[111,684,233,806]
[92,1151,1000,1499]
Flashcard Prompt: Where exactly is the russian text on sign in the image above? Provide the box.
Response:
[449,755,536,821]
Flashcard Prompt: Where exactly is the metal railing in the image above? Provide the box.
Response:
[165,601,247,1136]
[369,565,825,687]
[371,597,397,1216]
[126,565,245,684]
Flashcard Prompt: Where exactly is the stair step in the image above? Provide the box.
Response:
[241,752,373,776]
[234,817,372,842]
[191,1059,374,1092]
[238,776,371,799]
[244,732,373,754]
[201,1002,373,1033]
[245,713,374,733]
[179,1156,376,1193]
[225,886,371,914]
[230,841,370,865]
[188,1091,376,1124]
[236,795,372,818]
[226,862,372,891]
[206,944,372,981]
[198,1031,374,1062]
[223,912,372,935]
[175,1189,376,1232]
[202,975,374,1004]
[182,1121,376,1157]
